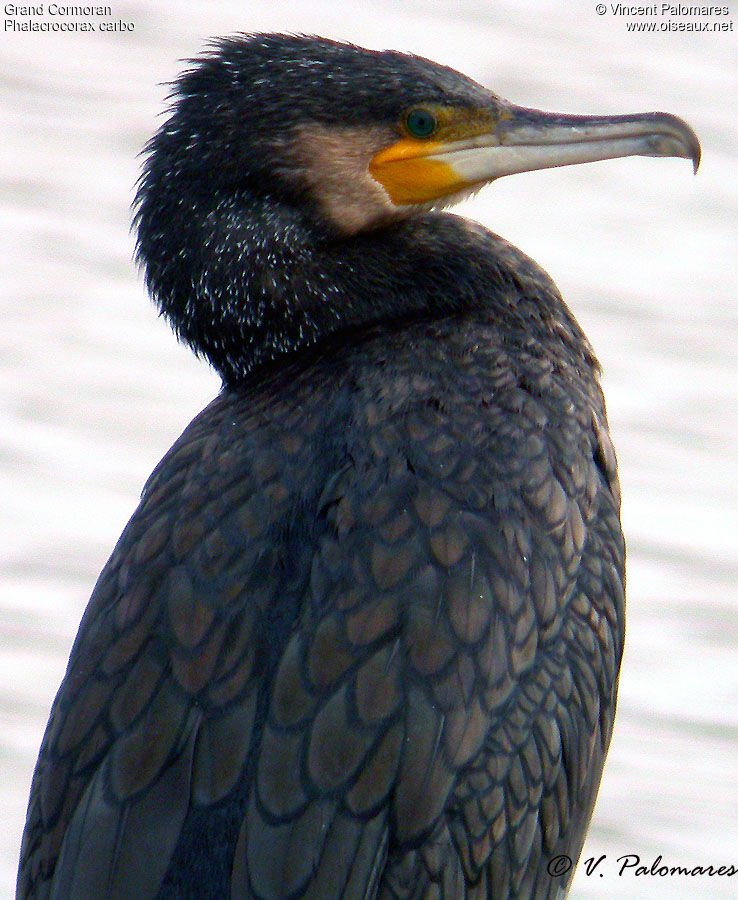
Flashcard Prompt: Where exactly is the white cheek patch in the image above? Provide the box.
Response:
[292,124,405,235]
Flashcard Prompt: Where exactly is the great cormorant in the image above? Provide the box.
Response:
[17,34,700,900]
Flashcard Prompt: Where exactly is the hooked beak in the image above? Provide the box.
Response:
[370,103,701,207]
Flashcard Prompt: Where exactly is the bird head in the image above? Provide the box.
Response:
[133,34,700,382]
[139,33,699,237]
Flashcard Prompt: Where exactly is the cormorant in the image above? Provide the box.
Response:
[17,34,700,900]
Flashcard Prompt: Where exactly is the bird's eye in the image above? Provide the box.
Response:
[405,108,437,139]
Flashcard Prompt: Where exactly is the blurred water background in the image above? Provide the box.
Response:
[1,1,736,897]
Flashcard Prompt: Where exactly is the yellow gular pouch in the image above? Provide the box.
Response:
[369,138,471,206]
[368,105,501,207]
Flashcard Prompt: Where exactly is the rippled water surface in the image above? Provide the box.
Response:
[2,2,736,898]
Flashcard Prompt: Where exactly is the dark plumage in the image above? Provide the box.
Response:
[17,33,699,900]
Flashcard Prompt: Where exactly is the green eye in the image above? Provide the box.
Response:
[405,108,437,138]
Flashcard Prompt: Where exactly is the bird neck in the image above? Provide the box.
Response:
[137,185,594,386]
